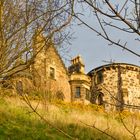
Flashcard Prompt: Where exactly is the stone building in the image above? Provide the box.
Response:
[32,32,140,110]
[88,63,140,111]
[32,33,71,102]
[68,56,91,104]
[9,30,140,110]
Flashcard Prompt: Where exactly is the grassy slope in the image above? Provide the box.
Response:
[0,97,140,140]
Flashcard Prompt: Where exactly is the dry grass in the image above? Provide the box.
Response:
[0,96,140,140]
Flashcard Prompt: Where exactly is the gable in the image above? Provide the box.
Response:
[45,44,68,76]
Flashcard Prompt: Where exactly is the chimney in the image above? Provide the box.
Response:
[68,55,85,74]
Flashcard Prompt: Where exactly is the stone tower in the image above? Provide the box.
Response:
[68,55,91,104]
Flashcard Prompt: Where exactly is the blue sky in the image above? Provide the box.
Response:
[67,24,140,73]
[64,1,140,73]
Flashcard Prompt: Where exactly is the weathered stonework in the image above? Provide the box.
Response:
[31,46,140,111]
[6,30,140,111]
[68,56,91,104]
[32,34,71,102]
[88,63,140,111]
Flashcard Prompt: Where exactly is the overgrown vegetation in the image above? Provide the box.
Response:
[0,96,139,140]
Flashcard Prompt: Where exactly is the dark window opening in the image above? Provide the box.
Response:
[96,71,103,84]
[98,92,104,105]
[50,67,55,79]
[75,87,81,98]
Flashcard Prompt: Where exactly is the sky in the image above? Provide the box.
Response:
[64,1,140,73]
[68,24,140,73]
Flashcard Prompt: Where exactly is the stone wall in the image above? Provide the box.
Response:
[89,64,140,111]
[33,43,71,102]
[69,56,91,104]
[69,73,91,103]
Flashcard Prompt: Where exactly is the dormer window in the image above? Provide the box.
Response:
[50,67,55,79]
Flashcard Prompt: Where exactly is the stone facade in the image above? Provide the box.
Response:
[32,34,71,102]
[12,30,140,110]
[68,56,91,104]
[32,36,140,110]
[88,63,140,111]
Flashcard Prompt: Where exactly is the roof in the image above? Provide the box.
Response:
[48,44,68,74]
[33,31,68,74]
[88,63,140,76]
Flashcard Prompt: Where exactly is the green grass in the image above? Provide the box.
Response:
[0,98,66,140]
[0,97,139,140]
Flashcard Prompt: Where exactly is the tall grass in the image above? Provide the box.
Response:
[0,97,140,140]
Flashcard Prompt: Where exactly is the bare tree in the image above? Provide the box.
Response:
[71,1,140,139]
[0,1,75,137]
[0,0,74,79]
[73,0,140,57]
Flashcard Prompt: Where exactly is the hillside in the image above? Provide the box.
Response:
[0,96,140,140]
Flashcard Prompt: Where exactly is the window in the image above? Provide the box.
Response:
[97,92,104,105]
[75,87,81,98]
[50,67,55,79]
[96,71,103,84]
